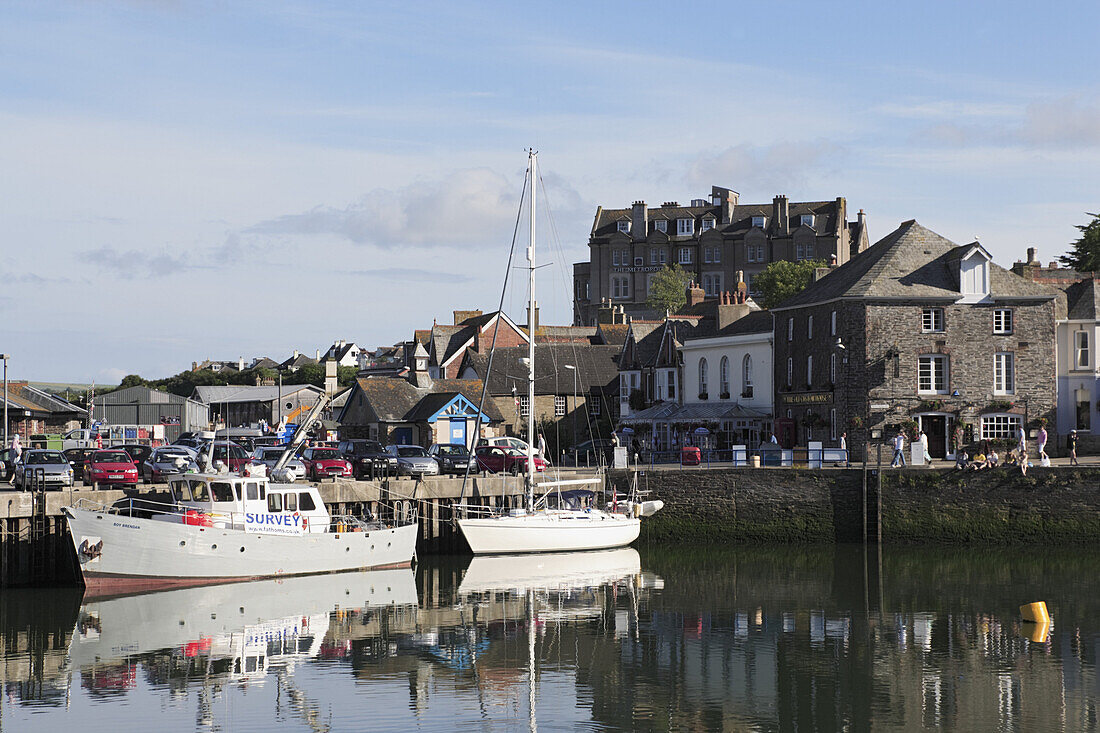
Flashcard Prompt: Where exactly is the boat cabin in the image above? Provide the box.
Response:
[167,473,330,535]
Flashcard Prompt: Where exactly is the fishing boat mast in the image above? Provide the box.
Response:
[525,148,537,509]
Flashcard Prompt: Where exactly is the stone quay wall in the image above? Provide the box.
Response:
[613,466,1100,545]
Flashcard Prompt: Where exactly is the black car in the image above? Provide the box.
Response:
[427,443,472,475]
[63,447,99,481]
[0,448,18,483]
[338,439,397,479]
[114,444,153,468]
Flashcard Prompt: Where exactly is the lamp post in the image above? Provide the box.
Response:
[564,364,577,466]
[1,354,8,451]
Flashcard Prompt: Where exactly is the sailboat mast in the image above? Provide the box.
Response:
[526,149,537,507]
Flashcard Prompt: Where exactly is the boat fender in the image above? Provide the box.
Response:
[302,516,308,531]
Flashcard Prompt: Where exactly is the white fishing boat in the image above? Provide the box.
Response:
[62,472,418,594]
[456,150,662,554]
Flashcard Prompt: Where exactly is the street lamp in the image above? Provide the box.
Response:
[563,364,577,465]
[1,354,8,451]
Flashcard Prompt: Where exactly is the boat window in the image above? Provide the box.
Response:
[245,482,259,501]
[233,482,243,501]
[190,480,210,502]
[285,492,297,512]
[299,493,317,512]
[268,493,282,512]
[211,482,234,503]
[170,480,191,502]
[259,485,265,500]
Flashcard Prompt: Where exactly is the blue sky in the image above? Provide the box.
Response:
[2,1,1098,383]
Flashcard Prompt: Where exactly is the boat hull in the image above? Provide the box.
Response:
[63,505,418,593]
[457,512,640,554]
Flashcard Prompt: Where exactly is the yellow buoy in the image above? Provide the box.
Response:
[1020,601,1050,624]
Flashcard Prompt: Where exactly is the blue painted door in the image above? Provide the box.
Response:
[450,419,467,446]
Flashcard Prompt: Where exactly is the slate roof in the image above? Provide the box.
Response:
[534,325,597,343]
[461,345,621,396]
[250,357,280,371]
[771,220,1059,310]
[592,199,840,240]
[350,377,504,423]
[0,383,87,416]
[280,353,318,370]
[595,323,630,347]
[323,342,359,362]
[621,401,769,424]
[622,323,663,369]
[192,384,324,404]
[98,385,196,406]
[1064,279,1100,321]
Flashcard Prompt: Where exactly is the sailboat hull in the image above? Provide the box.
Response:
[457,511,640,554]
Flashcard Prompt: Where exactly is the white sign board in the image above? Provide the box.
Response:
[244,511,305,536]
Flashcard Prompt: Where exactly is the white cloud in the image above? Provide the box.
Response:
[686,141,845,196]
[1021,96,1100,148]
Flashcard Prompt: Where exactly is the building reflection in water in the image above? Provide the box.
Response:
[0,544,1098,731]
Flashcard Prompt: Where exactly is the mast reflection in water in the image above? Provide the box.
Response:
[1,545,1099,731]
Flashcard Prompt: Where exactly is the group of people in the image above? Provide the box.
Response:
[889,429,933,467]
[892,423,1075,471]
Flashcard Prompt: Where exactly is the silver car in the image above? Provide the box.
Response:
[252,446,306,481]
[14,450,75,490]
[142,446,199,483]
[386,445,439,477]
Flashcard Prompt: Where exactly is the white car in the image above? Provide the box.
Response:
[480,437,550,464]
[252,446,307,481]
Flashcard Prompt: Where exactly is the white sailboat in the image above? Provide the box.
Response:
[456,151,662,555]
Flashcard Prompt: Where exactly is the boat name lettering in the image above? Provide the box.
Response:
[245,513,302,527]
[112,522,141,530]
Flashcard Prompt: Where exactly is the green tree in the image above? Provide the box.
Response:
[754,259,828,309]
[118,374,147,389]
[1058,213,1100,271]
[645,264,693,314]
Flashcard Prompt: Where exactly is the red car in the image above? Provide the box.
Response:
[300,447,353,481]
[84,449,140,489]
[475,445,548,474]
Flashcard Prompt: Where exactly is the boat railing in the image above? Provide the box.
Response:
[328,513,395,533]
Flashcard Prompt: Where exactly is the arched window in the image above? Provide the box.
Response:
[699,358,708,395]
[720,356,730,397]
[742,355,753,397]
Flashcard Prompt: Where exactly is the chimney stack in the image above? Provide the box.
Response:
[1026,247,1039,266]
[238,356,244,371]
[631,201,648,241]
[192,361,197,372]
[772,195,789,235]
[712,186,739,225]
[686,281,705,308]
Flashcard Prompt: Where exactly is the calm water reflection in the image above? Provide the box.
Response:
[1,545,1098,731]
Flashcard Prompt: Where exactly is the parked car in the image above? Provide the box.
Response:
[474,445,548,474]
[251,446,306,481]
[84,449,140,489]
[0,448,18,483]
[13,449,75,490]
[570,439,615,465]
[114,443,153,468]
[300,447,353,481]
[338,439,398,478]
[427,443,472,475]
[386,445,440,477]
[142,446,199,483]
[62,447,98,480]
[194,441,252,473]
[480,436,549,462]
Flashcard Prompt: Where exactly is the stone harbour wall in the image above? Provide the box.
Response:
[614,466,1100,545]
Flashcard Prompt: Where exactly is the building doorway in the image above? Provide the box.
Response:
[917,414,950,459]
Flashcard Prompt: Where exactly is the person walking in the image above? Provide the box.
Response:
[10,434,21,461]
[840,432,848,467]
[1068,429,1079,466]
[919,429,932,464]
[1037,424,1048,461]
[891,430,907,468]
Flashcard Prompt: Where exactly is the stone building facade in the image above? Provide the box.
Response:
[573,186,868,325]
[771,220,1059,459]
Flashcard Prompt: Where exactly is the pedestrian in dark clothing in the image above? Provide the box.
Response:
[1069,429,1079,466]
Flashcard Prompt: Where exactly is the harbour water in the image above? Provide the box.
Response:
[2,544,1098,731]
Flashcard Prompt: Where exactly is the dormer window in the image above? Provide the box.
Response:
[800,214,815,228]
[752,215,767,229]
[701,218,715,231]
[617,220,630,233]
[654,220,667,233]
[677,218,694,236]
[959,248,992,302]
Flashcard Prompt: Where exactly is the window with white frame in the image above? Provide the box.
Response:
[699,358,708,394]
[589,398,601,416]
[806,355,813,386]
[650,248,659,265]
[742,354,753,397]
[981,414,1021,440]
[831,310,837,336]
[713,246,721,263]
[702,218,715,231]
[918,355,949,394]
[922,307,944,333]
[518,395,530,418]
[1075,331,1090,369]
[620,374,630,401]
[554,395,566,416]
[720,356,730,396]
[677,218,694,236]
[612,250,620,266]
[702,273,723,296]
[617,220,630,233]
[747,244,759,262]
[801,214,815,228]
[752,215,766,229]
[655,219,667,233]
[659,248,668,264]
[703,247,712,263]
[655,371,664,401]
[808,315,814,339]
[667,369,676,400]
[611,277,630,298]
[787,318,794,341]
[786,357,793,387]
[993,309,1013,334]
[795,244,814,260]
[679,247,692,264]
[994,352,1015,394]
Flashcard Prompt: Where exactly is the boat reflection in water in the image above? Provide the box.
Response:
[69,569,418,701]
